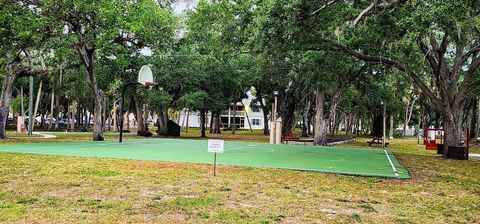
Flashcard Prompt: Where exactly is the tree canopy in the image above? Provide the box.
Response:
[0,0,479,157]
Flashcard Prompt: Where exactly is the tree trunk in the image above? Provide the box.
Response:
[389,115,394,139]
[0,68,18,138]
[328,91,344,135]
[470,99,477,138]
[75,44,104,141]
[314,90,327,145]
[281,93,296,135]
[83,107,88,130]
[209,111,214,133]
[308,108,313,136]
[259,98,269,135]
[20,87,25,117]
[76,103,81,128]
[126,110,130,131]
[48,88,54,130]
[212,110,221,134]
[402,96,417,138]
[301,96,311,137]
[33,80,43,121]
[476,97,480,139]
[68,105,74,130]
[232,104,236,134]
[112,99,117,131]
[185,110,190,133]
[133,92,146,132]
[240,101,253,132]
[345,114,351,135]
[157,106,168,136]
[102,95,107,132]
[443,107,464,156]
[177,110,181,124]
[200,109,206,137]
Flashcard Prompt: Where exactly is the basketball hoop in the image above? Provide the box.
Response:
[119,65,159,143]
[144,81,158,90]
[138,65,158,87]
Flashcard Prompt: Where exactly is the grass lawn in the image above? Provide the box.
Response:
[0,130,479,223]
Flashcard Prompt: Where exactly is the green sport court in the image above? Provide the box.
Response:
[0,138,409,179]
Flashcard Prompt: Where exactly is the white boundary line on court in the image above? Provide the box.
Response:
[384,150,399,177]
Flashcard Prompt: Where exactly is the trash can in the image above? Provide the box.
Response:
[437,144,444,155]
[447,146,468,160]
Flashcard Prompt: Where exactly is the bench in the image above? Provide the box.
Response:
[367,137,389,147]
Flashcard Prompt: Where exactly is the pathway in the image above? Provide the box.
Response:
[32,132,57,139]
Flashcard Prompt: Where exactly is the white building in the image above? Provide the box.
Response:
[178,92,266,130]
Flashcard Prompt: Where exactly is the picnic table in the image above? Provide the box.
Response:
[367,137,389,147]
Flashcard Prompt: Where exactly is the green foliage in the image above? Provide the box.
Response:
[10,96,27,116]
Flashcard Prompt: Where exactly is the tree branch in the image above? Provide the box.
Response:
[298,0,338,21]
[461,43,480,63]
[439,32,448,55]
[354,1,378,26]
[458,53,480,100]
[416,36,439,76]
[324,39,441,108]
[353,0,408,25]
[310,0,337,17]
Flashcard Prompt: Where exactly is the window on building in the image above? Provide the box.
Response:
[252,119,260,126]
[252,106,260,113]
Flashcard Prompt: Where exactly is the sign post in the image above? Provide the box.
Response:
[208,139,224,176]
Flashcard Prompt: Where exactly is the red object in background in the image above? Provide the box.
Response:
[423,128,443,150]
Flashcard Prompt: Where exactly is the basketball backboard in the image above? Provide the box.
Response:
[138,65,158,86]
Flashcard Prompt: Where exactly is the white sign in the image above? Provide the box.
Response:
[208,139,224,153]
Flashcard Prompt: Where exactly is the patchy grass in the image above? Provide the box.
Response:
[0,132,479,223]
[0,131,142,144]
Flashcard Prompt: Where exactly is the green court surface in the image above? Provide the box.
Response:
[0,138,409,179]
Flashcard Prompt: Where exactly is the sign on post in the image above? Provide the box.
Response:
[208,139,224,153]
[208,139,224,176]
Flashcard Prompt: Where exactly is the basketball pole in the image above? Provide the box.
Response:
[118,65,157,143]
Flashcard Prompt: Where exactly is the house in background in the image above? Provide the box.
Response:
[178,92,266,130]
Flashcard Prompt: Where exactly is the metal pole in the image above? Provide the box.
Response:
[213,152,217,177]
[119,82,141,143]
[28,76,34,136]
